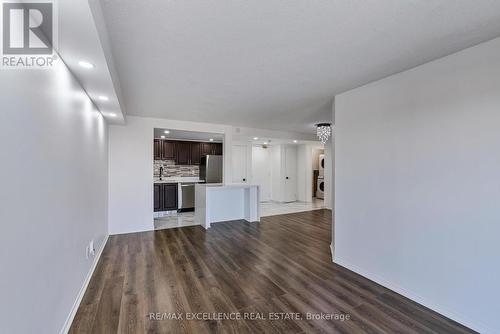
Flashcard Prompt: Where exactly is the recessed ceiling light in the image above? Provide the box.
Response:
[253,137,259,140]
[263,142,268,145]
[209,138,214,142]
[78,61,95,69]
[107,113,117,118]
[98,95,109,101]
[160,135,166,139]
[293,140,298,143]
[164,130,170,134]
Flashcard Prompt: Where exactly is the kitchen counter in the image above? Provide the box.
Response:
[154,177,204,184]
[194,183,260,229]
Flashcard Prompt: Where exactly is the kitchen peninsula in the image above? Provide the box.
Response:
[194,183,260,229]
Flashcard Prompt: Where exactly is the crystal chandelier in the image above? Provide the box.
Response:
[316,123,332,144]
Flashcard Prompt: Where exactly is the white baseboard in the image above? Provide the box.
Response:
[59,235,109,334]
[334,257,492,334]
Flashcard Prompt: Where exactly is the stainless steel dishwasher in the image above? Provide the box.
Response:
[178,183,195,211]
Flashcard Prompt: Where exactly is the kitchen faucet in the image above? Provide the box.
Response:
[159,166,164,181]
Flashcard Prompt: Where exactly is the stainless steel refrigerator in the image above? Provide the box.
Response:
[200,155,223,183]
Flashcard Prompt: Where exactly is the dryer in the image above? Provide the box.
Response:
[319,154,325,176]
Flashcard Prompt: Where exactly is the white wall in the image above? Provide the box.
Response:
[0,62,108,334]
[297,145,313,202]
[334,37,500,333]
[323,138,333,209]
[108,116,232,234]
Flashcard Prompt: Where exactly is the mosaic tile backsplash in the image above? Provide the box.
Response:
[154,160,199,177]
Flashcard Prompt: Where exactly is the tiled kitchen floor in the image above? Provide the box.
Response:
[154,211,197,230]
[154,198,326,230]
[260,198,325,217]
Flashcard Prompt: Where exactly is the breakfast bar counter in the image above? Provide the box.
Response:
[194,183,260,229]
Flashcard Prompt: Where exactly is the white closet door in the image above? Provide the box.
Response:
[231,145,248,183]
[283,145,297,202]
[251,146,271,201]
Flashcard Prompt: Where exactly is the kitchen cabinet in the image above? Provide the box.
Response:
[154,183,178,211]
[162,141,176,160]
[154,140,162,160]
[190,142,201,165]
[201,142,223,157]
[201,142,213,157]
[155,140,222,162]
[154,140,176,161]
[162,183,178,210]
[176,141,191,165]
[154,183,162,211]
[213,143,223,155]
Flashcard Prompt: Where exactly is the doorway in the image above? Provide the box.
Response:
[251,146,271,201]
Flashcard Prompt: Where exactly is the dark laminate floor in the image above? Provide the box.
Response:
[70,209,475,334]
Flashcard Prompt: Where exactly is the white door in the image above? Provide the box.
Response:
[232,145,248,183]
[283,145,297,202]
[251,146,271,202]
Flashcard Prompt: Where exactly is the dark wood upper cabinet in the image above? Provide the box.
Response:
[154,140,162,160]
[162,141,176,160]
[176,141,191,165]
[213,143,223,155]
[201,142,213,157]
[155,140,222,162]
[190,142,201,165]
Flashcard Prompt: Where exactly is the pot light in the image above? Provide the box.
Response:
[107,113,117,118]
[78,61,95,69]
[263,141,268,145]
[253,137,259,140]
[209,138,214,142]
[164,130,170,134]
[293,140,298,143]
[98,95,109,101]
[161,135,166,139]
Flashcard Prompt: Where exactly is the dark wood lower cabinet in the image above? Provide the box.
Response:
[162,183,178,210]
[153,183,162,211]
[154,183,178,211]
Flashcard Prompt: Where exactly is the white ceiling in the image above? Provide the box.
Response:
[56,0,125,124]
[99,0,500,133]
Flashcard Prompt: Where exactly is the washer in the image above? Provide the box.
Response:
[316,176,324,199]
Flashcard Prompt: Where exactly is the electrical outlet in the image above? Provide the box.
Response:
[89,240,96,257]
